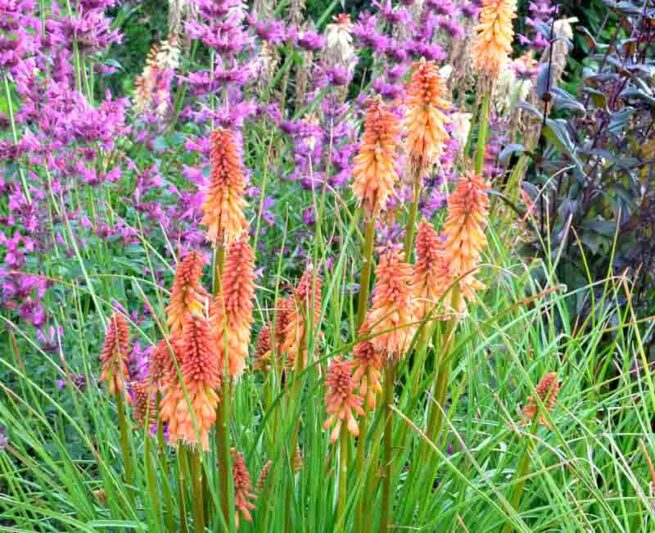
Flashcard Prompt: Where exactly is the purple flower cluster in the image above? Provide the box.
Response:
[519,1,557,51]
[281,97,358,192]
[0,0,40,72]
[352,0,476,98]
[49,0,121,54]
[1,0,127,339]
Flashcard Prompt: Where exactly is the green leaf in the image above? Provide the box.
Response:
[551,88,586,114]
[543,118,584,172]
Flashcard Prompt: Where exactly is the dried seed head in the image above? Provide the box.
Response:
[133,39,179,118]
[254,41,279,92]
[324,13,355,68]
[541,18,577,89]
[450,112,473,156]
[495,53,537,117]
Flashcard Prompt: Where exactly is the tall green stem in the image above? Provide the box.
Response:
[355,215,376,531]
[213,245,225,294]
[337,429,349,530]
[475,91,491,176]
[213,244,232,527]
[357,218,376,329]
[115,390,133,493]
[157,395,175,533]
[216,388,231,528]
[354,414,368,533]
[285,312,308,531]
[3,74,31,204]
[395,322,436,468]
[144,434,161,526]
[378,363,397,533]
[401,288,461,521]
[501,418,539,533]
[178,446,190,533]
[403,169,422,259]
[190,449,205,533]
[423,285,461,454]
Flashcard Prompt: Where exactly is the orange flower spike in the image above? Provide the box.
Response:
[130,381,157,428]
[161,315,221,450]
[274,296,294,351]
[405,60,451,170]
[253,325,272,372]
[471,0,517,80]
[148,338,182,391]
[295,269,322,330]
[323,357,365,443]
[158,366,183,443]
[99,312,130,396]
[367,247,416,362]
[442,173,490,286]
[166,251,209,337]
[202,128,249,246]
[522,372,561,428]
[256,460,272,493]
[352,322,384,410]
[221,238,256,328]
[211,237,256,379]
[413,220,452,321]
[351,97,401,219]
[282,269,322,369]
[232,450,257,528]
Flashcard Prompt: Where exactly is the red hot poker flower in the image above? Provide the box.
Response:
[210,237,256,379]
[160,315,221,450]
[405,59,451,170]
[166,251,208,337]
[99,312,130,396]
[232,450,257,528]
[351,97,401,219]
[202,128,249,246]
[522,372,560,429]
[323,357,365,443]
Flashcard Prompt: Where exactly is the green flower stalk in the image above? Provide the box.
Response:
[99,313,133,490]
[323,357,363,529]
[502,373,560,533]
